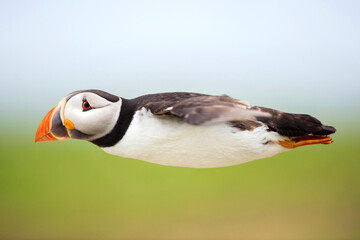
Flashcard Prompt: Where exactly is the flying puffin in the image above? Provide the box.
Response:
[35,90,336,168]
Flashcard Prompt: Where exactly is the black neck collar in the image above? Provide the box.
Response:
[90,98,136,148]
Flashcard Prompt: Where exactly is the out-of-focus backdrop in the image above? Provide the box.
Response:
[1,1,359,239]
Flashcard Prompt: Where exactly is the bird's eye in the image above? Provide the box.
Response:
[82,98,92,111]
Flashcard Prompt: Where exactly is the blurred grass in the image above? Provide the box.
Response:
[0,123,359,240]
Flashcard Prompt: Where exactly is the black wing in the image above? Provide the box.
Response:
[134,92,269,126]
[134,92,336,138]
[254,106,336,137]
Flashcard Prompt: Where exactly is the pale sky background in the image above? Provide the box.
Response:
[0,0,359,124]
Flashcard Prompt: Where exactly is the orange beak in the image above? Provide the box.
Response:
[35,102,70,143]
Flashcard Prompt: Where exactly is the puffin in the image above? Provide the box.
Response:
[35,90,336,168]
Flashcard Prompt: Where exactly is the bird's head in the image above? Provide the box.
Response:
[35,90,121,143]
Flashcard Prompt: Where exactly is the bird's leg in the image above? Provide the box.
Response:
[278,136,332,148]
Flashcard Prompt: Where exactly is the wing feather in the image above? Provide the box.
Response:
[133,92,336,137]
[141,94,270,126]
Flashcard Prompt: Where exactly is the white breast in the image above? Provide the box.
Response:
[102,108,288,168]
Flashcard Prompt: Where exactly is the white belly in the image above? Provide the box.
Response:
[102,108,288,168]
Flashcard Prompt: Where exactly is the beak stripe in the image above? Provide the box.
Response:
[35,102,70,143]
[35,105,58,143]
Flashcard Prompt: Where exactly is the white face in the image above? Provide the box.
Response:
[63,92,122,140]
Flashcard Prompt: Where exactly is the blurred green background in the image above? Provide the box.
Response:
[1,120,359,239]
[1,0,360,239]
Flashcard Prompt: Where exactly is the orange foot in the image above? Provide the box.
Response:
[279,136,332,149]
